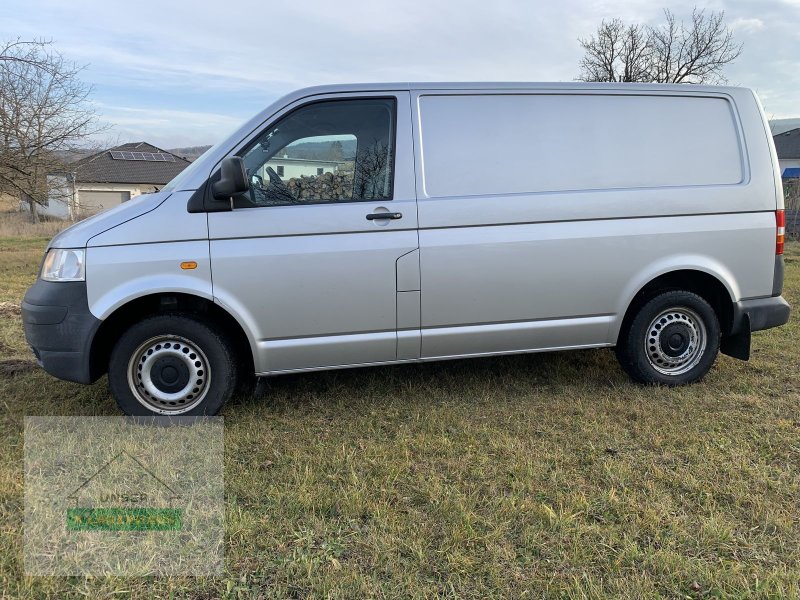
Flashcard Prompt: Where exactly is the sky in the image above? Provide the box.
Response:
[2,0,798,147]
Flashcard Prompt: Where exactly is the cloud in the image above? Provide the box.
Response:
[92,104,242,148]
[731,17,766,33]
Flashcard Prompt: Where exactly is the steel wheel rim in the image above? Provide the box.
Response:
[644,306,707,376]
[127,335,211,414]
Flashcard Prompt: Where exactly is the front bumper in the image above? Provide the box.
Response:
[21,279,102,384]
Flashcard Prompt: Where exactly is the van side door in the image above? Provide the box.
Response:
[208,92,419,374]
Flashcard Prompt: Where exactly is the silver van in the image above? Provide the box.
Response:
[22,83,791,416]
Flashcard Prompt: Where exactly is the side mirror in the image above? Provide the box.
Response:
[212,156,249,200]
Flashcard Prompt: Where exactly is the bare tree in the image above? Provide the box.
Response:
[0,39,63,73]
[578,19,652,82]
[0,40,104,221]
[353,140,390,200]
[577,9,742,84]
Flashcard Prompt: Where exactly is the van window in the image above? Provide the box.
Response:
[418,94,743,198]
[240,98,396,207]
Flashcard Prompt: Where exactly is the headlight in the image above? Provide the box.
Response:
[41,248,85,282]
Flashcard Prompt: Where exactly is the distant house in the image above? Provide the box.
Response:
[261,155,346,181]
[44,142,191,219]
[773,128,800,179]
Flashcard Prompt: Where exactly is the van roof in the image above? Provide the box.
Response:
[285,81,749,96]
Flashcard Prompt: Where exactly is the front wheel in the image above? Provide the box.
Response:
[108,314,238,416]
[616,290,720,385]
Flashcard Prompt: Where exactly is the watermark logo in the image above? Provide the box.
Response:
[65,450,182,531]
[24,417,224,576]
[66,507,183,531]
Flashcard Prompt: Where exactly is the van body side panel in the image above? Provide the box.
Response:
[85,191,213,320]
[210,229,418,372]
[396,290,421,360]
[418,212,774,356]
[420,94,745,197]
[208,92,419,374]
[87,191,209,248]
[86,240,214,320]
[396,249,422,359]
[412,90,776,358]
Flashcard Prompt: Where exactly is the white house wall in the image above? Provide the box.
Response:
[42,175,72,219]
[43,180,163,220]
[263,158,341,180]
[779,159,800,173]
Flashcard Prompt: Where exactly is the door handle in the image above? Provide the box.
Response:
[366,212,402,221]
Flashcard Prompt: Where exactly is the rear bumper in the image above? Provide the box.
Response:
[730,296,791,335]
[21,280,102,384]
[721,295,791,360]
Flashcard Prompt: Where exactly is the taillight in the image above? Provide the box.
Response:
[776,209,785,255]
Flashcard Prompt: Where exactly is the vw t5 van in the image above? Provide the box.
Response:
[22,83,791,416]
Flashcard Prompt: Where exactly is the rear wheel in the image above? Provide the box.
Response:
[108,314,238,416]
[616,290,720,385]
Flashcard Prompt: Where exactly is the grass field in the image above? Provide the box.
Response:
[1,222,799,598]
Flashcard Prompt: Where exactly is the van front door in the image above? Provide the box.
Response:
[208,93,419,373]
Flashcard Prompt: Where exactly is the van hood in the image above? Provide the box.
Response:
[48,191,171,249]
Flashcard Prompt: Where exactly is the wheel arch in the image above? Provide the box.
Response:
[88,292,255,381]
[615,268,736,345]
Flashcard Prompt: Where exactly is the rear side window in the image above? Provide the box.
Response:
[239,98,396,207]
[418,94,743,198]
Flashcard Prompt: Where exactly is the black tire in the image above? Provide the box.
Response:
[615,290,720,385]
[108,314,238,416]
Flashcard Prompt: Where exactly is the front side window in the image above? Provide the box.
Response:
[239,98,396,207]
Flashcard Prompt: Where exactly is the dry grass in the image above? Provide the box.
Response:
[0,236,799,598]
[0,210,69,238]
[0,302,21,318]
[0,359,37,377]
[0,193,16,210]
